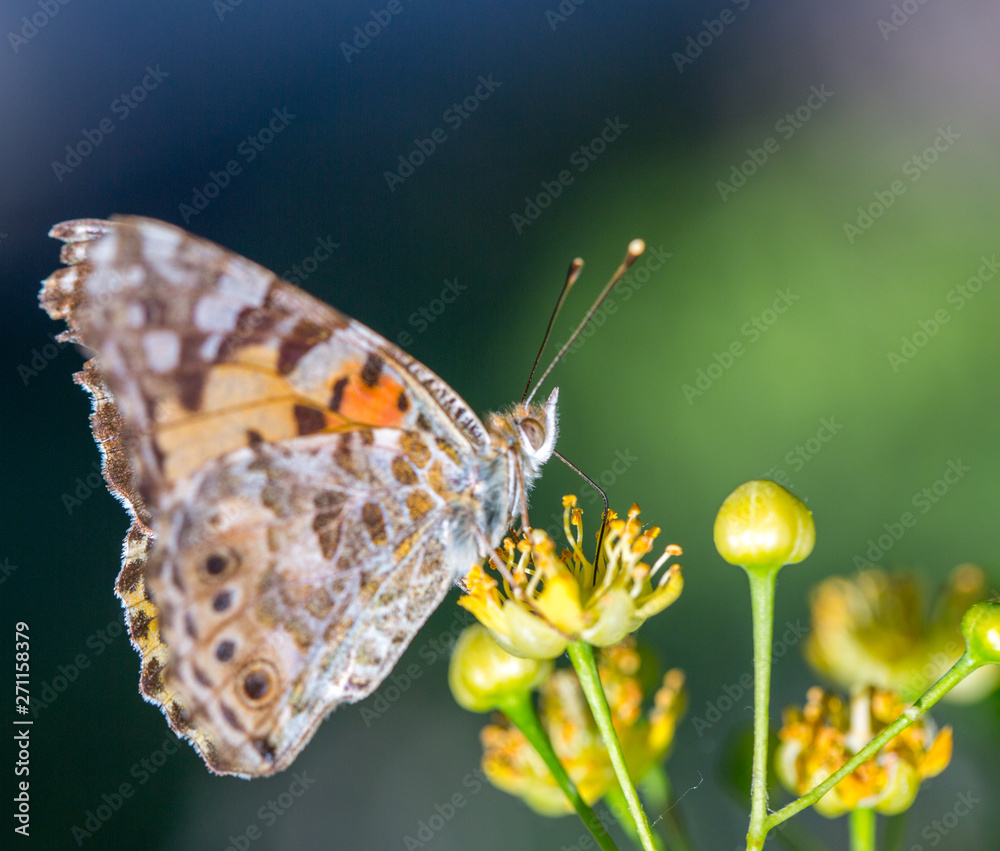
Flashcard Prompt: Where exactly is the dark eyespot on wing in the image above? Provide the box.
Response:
[244,669,271,700]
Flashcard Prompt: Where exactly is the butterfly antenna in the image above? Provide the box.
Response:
[554,451,610,582]
[521,258,584,403]
[525,239,646,405]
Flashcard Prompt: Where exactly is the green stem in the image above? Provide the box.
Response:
[849,808,876,851]
[745,567,779,851]
[499,689,619,851]
[766,652,981,831]
[568,640,659,851]
[882,813,907,851]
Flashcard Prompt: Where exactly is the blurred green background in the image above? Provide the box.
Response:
[3,1,1000,849]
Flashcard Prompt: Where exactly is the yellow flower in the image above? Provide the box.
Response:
[775,686,953,817]
[805,565,1000,704]
[459,497,683,659]
[480,638,686,815]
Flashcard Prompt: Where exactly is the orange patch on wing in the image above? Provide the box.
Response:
[327,362,409,429]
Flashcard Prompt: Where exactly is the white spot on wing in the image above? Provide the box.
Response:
[135,225,191,287]
[149,256,190,287]
[194,293,243,332]
[101,340,128,378]
[293,337,351,390]
[143,329,180,372]
[89,232,118,264]
[219,260,270,303]
[56,268,78,293]
[122,265,145,287]
[138,223,181,260]
[125,303,146,328]
[85,268,126,301]
[200,334,223,360]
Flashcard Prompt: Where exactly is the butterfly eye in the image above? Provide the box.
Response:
[519,417,546,451]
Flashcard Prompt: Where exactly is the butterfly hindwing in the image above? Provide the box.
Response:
[144,427,467,776]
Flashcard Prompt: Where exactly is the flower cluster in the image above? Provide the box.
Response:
[459,497,683,659]
[775,686,953,817]
[805,565,1000,704]
[478,638,686,815]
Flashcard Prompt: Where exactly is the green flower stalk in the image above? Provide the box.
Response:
[479,638,685,817]
[449,624,618,851]
[714,480,815,851]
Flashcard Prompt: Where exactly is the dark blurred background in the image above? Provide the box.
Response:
[3,0,1000,848]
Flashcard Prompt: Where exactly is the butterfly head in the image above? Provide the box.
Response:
[489,387,559,481]
[518,386,560,473]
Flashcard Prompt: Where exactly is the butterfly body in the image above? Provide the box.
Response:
[41,217,557,777]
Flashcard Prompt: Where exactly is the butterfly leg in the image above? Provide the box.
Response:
[512,452,534,536]
[473,526,527,601]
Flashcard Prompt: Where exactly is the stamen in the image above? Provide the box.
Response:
[657,564,679,589]
[630,564,650,599]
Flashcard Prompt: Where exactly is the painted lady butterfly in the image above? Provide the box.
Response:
[40,217,558,777]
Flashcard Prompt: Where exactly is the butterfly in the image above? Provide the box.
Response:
[40,216,559,778]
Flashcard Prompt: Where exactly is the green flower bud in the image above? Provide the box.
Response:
[961,602,1000,666]
[449,623,553,713]
[714,480,815,571]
